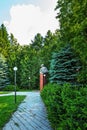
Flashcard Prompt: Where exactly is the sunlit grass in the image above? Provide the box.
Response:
[0,95,26,129]
[0,91,10,94]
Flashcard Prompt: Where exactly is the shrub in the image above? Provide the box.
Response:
[41,83,87,130]
[41,83,64,129]
[3,85,19,91]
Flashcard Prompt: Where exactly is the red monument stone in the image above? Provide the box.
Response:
[40,64,48,91]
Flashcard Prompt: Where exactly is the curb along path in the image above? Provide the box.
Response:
[3,92,53,130]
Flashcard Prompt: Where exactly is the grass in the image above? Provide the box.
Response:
[0,95,26,129]
[0,91,10,94]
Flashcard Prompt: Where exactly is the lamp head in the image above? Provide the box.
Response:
[13,67,18,71]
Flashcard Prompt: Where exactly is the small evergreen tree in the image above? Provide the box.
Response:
[49,44,81,85]
[0,54,9,89]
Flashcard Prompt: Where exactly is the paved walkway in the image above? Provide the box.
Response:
[2,92,53,130]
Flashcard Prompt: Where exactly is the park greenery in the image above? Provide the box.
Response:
[41,0,87,129]
[0,54,9,89]
[0,24,61,90]
[0,0,87,129]
[41,83,87,130]
[0,95,25,129]
[0,1,87,90]
[49,44,82,85]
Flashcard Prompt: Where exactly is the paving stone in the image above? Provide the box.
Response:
[3,123,12,130]
[3,92,53,130]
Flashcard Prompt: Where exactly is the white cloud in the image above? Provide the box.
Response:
[4,1,59,45]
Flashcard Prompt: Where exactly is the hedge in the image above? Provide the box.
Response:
[41,83,87,130]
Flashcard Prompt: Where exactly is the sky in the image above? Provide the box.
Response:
[0,0,59,45]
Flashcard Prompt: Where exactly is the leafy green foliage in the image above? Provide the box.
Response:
[0,54,10,89]
[0,23,63,89]
[3,85,19,91]
[41,84,87,130]
[19,46,40,89]
[0,24,9,42]
[7,43,22,85]
[40,30,62,69]
[31,33,43,50]
[49,44,82,85]
[55,0,87,84]
[0,24,10,57]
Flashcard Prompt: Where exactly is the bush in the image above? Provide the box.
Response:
[3,85,19,91]
[41,83,87,130]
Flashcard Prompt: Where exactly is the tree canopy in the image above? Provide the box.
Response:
[0,0,87,89]
[55,0,87,84]
[0,54,10,89]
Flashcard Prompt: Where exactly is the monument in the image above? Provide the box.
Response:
[40,64,48,91]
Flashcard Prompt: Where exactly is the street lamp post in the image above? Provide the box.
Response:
[29,77,30,89]
[43,74,46,86]
[13,66,18,103]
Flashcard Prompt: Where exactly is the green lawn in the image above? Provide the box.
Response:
[0,91,10,94]
[0,95,26,129]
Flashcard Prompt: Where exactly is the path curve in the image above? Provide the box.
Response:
[3,92,53,130]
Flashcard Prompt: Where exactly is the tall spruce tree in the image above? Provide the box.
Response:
[55,0,87,84]
[0,54,9,89]
[49,44,81,85]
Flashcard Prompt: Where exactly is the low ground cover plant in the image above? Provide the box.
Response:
[41,83,87,130]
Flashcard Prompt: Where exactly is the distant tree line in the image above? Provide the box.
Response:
[0,23,61,89]
[0,0,87,89]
